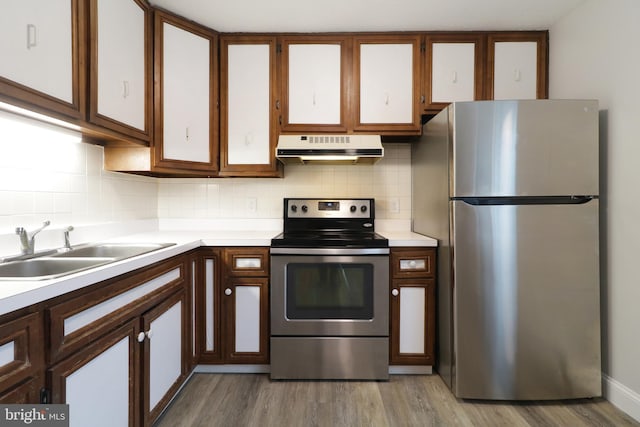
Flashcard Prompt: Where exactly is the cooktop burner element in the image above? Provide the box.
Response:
[271,198,389,248]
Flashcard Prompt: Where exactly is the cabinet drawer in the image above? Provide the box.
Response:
[391,248,435,278]
[48,257,186,364]
[224,247,269,277]
[0,312,44,396]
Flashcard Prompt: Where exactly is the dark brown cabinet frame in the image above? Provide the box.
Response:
[151,9,219,175]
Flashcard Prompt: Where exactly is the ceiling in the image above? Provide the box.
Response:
[148,0,585,33]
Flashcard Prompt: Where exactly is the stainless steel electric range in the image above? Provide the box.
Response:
[270,198,390,380]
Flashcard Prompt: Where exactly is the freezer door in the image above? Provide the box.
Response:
[452,199,601,400]
[451,100,599,198]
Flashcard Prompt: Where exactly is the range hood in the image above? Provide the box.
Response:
[276,134,384,164]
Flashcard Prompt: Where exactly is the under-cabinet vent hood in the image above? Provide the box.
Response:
[276,134,384,164]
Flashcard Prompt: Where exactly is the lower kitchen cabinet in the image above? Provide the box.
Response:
[222,277,269,364]
[142,290,187,425]
[0,376,44,404]
[196,247,269,364]
[0,312,44,403]
[46,255,190,426]
[389,248,436,365]
[49,319,140,427]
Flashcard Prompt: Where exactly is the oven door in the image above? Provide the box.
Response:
[270,248,389,337]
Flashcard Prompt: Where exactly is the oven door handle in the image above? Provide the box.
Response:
[270,247,389,256]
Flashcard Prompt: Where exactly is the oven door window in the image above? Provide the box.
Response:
[286,263,374,320]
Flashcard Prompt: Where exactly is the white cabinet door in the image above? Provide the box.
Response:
[203,256,219,357]
[286,43,342,126]
[430,43,476,104]
[145,292,184,423]
[488,33,548,101]
[50,321,138,427]
[226,44,270,165]
[398,286,426,354]
[220,37,278,176]
[492,41,538,100]
[0,0,73,103]
[233,285,261,353]
[358,43,414,124]
[223,277,268,363]
[156,20,215,169]
[390,278,435,365]
[94,0,149,133]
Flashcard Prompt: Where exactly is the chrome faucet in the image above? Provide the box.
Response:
[15,220,51,255]
[63,226,74,250]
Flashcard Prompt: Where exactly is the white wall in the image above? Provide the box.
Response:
[158,143,412,221]
[550,0,640,420]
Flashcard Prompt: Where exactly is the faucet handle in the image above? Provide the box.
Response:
[63,226,74,250]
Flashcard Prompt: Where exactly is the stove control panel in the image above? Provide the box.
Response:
[286,198,373,219]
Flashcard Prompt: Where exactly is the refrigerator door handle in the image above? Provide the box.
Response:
[454,196,596,206]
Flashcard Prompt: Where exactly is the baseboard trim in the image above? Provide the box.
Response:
[193,364,434,376]
[389,365,433,375]
[194,364,270,374]
[603,374,640,422]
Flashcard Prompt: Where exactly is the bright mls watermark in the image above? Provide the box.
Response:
[1,405,69,426]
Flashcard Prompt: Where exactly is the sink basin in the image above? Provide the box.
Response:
[53,243,175,259]
[0,257,115,280]
[0,242,175,281]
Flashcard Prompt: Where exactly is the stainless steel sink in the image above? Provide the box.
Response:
[0,257,115,280]
[0,242,175,281]
[53,243,174,259]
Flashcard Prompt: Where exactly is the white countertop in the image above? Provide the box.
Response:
[0,222,437,317]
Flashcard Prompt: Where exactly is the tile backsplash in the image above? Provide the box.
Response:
[157,143,412,220]
[0,111,157,234]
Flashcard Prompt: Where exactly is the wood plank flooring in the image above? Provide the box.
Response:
[155,374,638,427]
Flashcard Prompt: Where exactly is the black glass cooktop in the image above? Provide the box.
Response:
[274,198,388,248]
[270,231,389,248]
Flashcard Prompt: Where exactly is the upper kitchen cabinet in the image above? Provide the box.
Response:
[353,35,422,135]
[219,35,281,177]
[88,0,152,143]
[487,31,548,100]
[152,10,218,174]
[424,34,485,113]
[279,36,351,133]
[0,0,85,121]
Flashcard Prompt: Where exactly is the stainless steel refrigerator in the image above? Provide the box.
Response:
[412,99,602,400]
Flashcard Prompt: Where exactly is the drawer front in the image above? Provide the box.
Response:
[391,248,435,278]
[48,257,186,364]
[224,247,269,277]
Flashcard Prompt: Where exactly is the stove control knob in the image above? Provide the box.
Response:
[301,205,308,213]
[360,205,368,213]
[291,204,298,212]
[350,205,357,213]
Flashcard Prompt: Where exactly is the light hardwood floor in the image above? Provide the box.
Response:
[155,374,638,427]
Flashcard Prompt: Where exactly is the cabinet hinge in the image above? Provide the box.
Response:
[420,42,426,53]
[276,43,282,54]
[40,387,51,404]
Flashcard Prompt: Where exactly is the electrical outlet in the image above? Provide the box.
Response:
[389,198,400,214]
[247,197,257,213]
